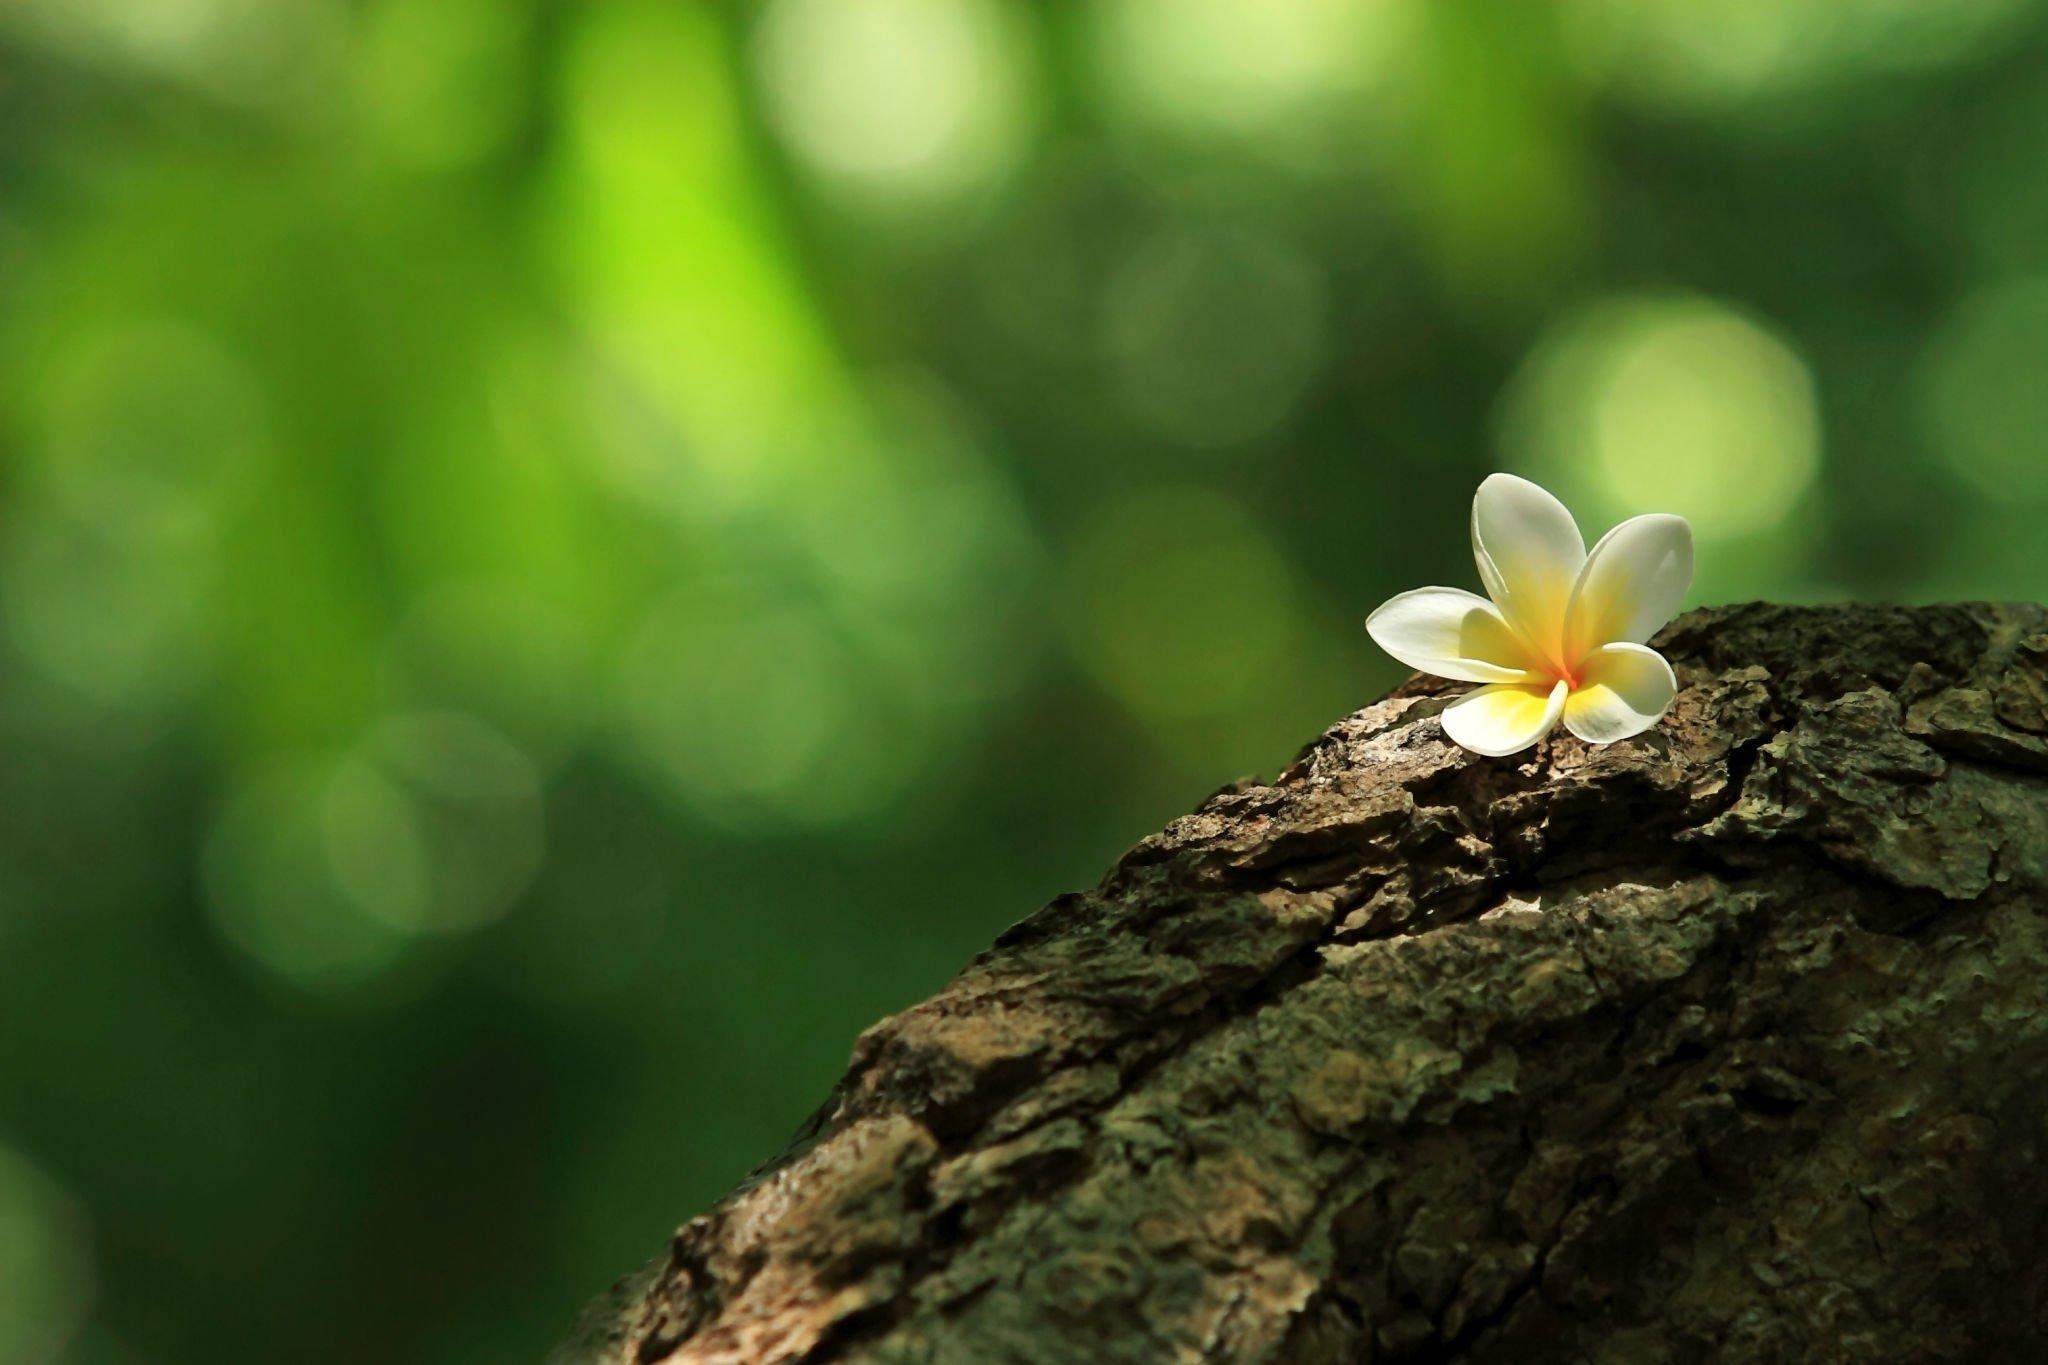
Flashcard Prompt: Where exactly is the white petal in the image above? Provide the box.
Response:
[1441,679,1568,757]
[1470,473,1584,669]
[1367,587,1543,684]
[1563,514,1693,665]
[1561,643,1677,744]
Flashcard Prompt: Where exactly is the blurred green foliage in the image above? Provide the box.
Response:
[2,0,2046,1359]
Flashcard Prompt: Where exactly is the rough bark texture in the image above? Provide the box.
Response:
[559,603,2048,1364]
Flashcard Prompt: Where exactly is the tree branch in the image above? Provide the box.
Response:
[559,603,2048,1364]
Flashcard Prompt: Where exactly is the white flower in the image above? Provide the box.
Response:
[1366,473,1694,757]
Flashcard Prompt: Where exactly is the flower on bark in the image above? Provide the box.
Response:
[1367,473,1694,757]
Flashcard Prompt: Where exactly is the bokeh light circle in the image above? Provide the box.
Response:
[1915,276,2048,503]
[0,1142,93,1365]
[335,712,546,936]
[1089,0,1409,144]
[1561,0,2028,112]
[617,587,907,828]
[0,0,349,107]
[1063,485,1303,723]
[1498,294,1822,541]
[752,0,1036,204]
[34,319,265,540]
[202,714,545,991]
[1,515,213,708]
[202,761,412,991]
[1102,227,1329,452]
[354,0,529,169]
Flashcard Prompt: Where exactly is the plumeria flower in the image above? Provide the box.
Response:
[1367,473,1693,757]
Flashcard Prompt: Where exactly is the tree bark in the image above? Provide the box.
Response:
[558,603,2048,1364]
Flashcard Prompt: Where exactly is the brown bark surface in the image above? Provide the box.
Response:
[558,603,2048,1364]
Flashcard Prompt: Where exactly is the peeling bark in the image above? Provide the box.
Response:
[558,604,2048,1364]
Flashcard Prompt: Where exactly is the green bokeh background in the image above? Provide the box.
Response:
[4,1,2048,1360]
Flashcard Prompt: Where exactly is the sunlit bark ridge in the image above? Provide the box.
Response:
[560,603,2048,1364]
